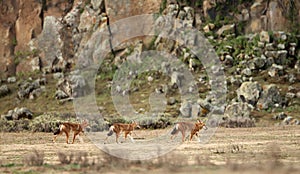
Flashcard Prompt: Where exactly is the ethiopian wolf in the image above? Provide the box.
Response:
[171,120,207,142]
[53,120,89,144]
[104,121,140,144]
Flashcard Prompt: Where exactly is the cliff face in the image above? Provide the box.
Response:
[0,0,74,77]
[0,0,299,77]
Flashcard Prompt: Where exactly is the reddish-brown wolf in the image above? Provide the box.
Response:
[104,121,140,144]
[170,120,207,142]
[53,120,89,144]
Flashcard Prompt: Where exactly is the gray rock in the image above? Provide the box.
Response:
[277,43,285,50]
[286,92,295,99]
[241,68,252,76]
[53,72,64,79]
[38,16,64,72]
[30,57,41,71]
[287,74,296,83]
[260,31,270,43]
[224,55,234,67]
[0,85,10,97]
[166,4,179,17]
[265,50,276,58]
[55,89,69,100]
[56,74,88,99]
[180,100,192,117]
[289,43,296,56]
[265,43,275,51]
[257,84,282,110]
[7,77,16,83]
[295,60,300,73]
[91,0,104,10]
[167,97,176,105]
[236,81,262,106]
[268,64,284,77]
[9,107,33,120]
[171,72,183,88]
[251,56,266,70]
[221,102,255,128]
[274,50,287,65]
[266,57,274,67]
[273,112,287,120]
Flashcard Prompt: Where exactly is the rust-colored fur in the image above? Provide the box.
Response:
[105,121,140,144]
[171,120,207,142]
[53,120,88,144]
[189,120,207,141]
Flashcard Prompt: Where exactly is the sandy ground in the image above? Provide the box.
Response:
[0,126,300,173]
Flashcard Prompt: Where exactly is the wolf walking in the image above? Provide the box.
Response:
[171,120,207,142]
[104,121,140,144]
[53,120,89,144]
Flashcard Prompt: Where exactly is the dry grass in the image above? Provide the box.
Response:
[0,126,299,173]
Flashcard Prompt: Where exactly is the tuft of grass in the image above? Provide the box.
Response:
[23,149,44,166]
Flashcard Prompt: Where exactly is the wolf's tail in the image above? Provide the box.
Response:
[107,125,115,136]
[170,124,179,135]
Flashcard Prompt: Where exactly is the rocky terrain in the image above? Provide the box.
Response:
[0,0,299,132]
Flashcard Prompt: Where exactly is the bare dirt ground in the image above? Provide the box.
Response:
[0,126,300,173]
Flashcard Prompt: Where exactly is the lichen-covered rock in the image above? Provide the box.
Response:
[55,73,89,99]
[257,84,282,110]
[0,85,10,97]
[17,78,45,100]
[179,100,192,117]
[7,77,17,83]
[220,102,255,128]
[273,112,287,120]
[236,81,262,106]
[2,107,33,120]
[268,64,284,77]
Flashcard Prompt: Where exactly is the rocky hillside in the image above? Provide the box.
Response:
[0,0,299,131]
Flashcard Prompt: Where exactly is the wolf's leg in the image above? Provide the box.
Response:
[181,131,186,142]
[127,133,135,143]
[65,131,69,144]
[116,133,120,144]
[72,132,79,144]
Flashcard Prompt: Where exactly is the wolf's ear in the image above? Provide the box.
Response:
[197,120,201,123]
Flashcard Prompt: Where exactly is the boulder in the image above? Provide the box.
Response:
[0,85,10,97]
[268,64,284,77]
[241,68,252,77]
[55,73,88,99]
[236,81,262,106]
[2,107,33,120]
[91,0,104,10]
[55,89,69,100]
[257,84,282,110]
[171,72,183,88]
[260,30,270,43]
[179,100,192,117]
[7,77,17,83]
[221,102,255,128]
[273,112,287,120]
[17,79,45,100]
[274,50,288,65]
